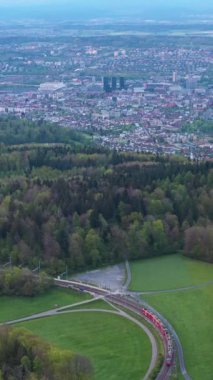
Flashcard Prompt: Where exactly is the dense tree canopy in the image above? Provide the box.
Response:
[0,115,92,146]
[0,326,92,380]
[0,268,53,297]
[0,117,212,274]
[182,119,213,135]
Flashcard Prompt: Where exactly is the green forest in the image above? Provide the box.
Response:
[182,119,213,135]
[0,267,53,297]
[0,116,92,146]
[0,325,92,380]
[0,116,212,275]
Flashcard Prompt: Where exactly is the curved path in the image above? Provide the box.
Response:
[104,299,158,380]
[131,280,213,296]
[3,298,158,380]
[136,297,192,380]
[125,262,213,380]
[67,266,193,380]
[2,269,194,380]
[56,278,174,379]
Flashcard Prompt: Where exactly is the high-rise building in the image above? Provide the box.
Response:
[103,77,111,92]
[103,76,127,92]
[112,96,117,104]
[172,71,177,83]
[120,77,125,90]
[186,75,197,92]
[112,77,117,91]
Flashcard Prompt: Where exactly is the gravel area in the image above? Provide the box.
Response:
[72,264,126,292]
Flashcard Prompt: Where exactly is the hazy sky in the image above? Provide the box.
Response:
[0,0,212,19]
[0,0,212,6]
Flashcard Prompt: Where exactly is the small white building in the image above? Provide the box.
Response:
[38,82,65,93]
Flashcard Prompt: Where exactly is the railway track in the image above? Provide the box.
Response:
[55,278,173,379]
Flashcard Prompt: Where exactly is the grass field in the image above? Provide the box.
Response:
[143,285,213,380]
[129,254,213,380]
[130,254,213,291]
[0,287,91,323]
[18,312,151,380]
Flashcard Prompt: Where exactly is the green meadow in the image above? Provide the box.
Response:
[130,254,213,291]
[0,287,91,323]
[129,254,213,380]
[18,312,152,380]
[143,285,213,380]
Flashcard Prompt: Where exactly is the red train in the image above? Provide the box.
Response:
[55,279,174,368]
[141,308,173,367]
[105,295,174,368]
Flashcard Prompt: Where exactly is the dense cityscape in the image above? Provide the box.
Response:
[0,20,212,159]
[0,1,213,380]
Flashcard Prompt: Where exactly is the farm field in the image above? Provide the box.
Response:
[0,287,91,323]
[129,254,213,291]
[18,311,152,380]
[129,254,213,380]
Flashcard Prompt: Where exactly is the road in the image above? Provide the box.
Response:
[136,297,192,380]
[131,280,213,295]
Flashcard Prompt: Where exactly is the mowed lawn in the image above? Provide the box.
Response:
[143,285,213,380]
[18,312,151,380]
[0,288,91,323]
[130,254,213,291]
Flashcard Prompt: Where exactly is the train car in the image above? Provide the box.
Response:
[165,335,173,366]
[166,355,173,367]
[141,307,173,367]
